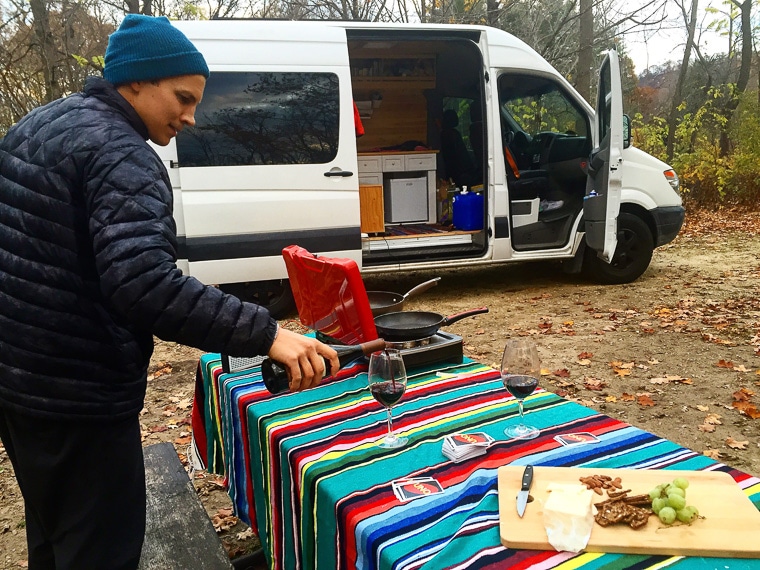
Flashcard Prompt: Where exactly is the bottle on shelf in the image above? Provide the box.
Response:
[260,338,387,394]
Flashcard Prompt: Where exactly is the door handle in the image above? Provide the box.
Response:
[324,170,354,177]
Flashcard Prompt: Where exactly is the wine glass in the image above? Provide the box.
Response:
[500,339,540,439]
[368,349,408,449]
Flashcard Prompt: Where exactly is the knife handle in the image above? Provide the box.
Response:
[521,465,534,491]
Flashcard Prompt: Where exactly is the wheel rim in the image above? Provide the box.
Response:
[611,228,639,270]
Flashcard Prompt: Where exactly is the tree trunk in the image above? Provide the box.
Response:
[666,0,698,162]
[718,0,752,156]
[576,0,593,101]
[29,0,62,104]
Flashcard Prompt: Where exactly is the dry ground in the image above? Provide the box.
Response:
[1,207,759,568]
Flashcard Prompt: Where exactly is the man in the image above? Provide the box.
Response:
[0,14,338,569]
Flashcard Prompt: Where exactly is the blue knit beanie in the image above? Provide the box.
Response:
[104,15,209,85]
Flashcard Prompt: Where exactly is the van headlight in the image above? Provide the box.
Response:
[664,169,680,193]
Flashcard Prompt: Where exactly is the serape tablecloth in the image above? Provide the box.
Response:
[193,356,760,570]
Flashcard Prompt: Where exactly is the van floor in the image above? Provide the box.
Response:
[362,224,483,264]
[366,223,477,239]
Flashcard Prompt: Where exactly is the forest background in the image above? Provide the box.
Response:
[0,0,758,205]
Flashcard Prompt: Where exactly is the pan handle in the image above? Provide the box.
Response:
[402,277,441,301]
[441,307,489,326]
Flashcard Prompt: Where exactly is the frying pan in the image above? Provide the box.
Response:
[374,307,489,341]
[367,278,441,317]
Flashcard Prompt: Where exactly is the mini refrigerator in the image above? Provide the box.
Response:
[384,177,428,223]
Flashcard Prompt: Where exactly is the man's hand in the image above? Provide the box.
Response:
[267,328,339,392]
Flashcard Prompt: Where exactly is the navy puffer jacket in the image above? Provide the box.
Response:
[0,78,277,421]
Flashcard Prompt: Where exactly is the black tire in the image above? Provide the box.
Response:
[583,212,654,284]
[219,279,296,319]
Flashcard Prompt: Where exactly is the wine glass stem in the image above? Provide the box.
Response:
[517,399,525,422]
[385,408,394,440]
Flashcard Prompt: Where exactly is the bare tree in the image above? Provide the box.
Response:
[665,0,698,161]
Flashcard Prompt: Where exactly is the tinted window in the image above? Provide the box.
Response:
[176,72,340,167]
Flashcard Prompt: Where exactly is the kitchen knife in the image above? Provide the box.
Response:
[516,464,533,517]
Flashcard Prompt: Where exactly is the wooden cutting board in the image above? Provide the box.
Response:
[498,466,760,558]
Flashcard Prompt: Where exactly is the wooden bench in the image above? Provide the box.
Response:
[138,442,232,570]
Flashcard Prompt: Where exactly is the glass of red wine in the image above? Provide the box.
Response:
[368,349,408,449]
[500,338,540,439]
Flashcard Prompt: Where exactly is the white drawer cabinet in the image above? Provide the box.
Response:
[357,152,438,224]
[405,154,436,171]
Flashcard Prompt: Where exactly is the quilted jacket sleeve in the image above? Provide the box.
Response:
[85,136,277,357]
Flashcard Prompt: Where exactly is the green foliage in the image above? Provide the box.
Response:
[633,88,760,205]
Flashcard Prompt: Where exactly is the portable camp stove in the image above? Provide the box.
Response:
[283,246,463,369]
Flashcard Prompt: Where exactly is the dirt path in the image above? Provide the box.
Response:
[1,208,758,567]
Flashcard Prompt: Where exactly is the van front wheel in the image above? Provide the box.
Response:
[219,279,296,320]
[583,213,654,284]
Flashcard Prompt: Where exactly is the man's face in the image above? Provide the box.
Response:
[128,75,206,146]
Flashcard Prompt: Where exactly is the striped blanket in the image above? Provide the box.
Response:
[192,356,760,570]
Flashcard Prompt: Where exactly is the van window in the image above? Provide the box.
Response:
[498,74,590,171]
[498,75,588,139]
[176,72,340,167]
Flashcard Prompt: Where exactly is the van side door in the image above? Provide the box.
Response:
[583,49,623,263]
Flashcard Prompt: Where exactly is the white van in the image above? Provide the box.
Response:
[155,20,684,317]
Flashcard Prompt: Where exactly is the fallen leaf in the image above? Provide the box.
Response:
[621,393,636,401]
[578,351,593,360]
[725,437,749,450]
[576,358,592,366]
[732,388,754,402]
[539,368,552,376]
[553,369,571,378]
[704,413,722,425]
[734,364,750,372]
[637,394,656,407]
[716,359,735,369]
[703,449,722,459]
[650,375,689,384]
[147,362,173,381]
[584,377,607,391]
[732,401,760,419]
[696,405,709,411]
[605,395,617,402]
[698,423,716,433]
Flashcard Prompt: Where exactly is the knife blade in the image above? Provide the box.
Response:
[516,464,533,517]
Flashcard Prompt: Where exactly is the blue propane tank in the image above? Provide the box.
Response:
[452,191,484,230]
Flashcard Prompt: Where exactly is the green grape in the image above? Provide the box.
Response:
[667,486,686,499]
[652,497,668,514]
[667,493,686,510]
[676,506,699,523]
[658,506,677,524]
[648,487,662,501]
[673,477,689,490]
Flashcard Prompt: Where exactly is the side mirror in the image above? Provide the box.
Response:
[623,114,632,149]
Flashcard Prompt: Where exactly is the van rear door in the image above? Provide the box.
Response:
[583,49,623,263]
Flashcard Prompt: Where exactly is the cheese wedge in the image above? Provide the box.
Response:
[542,483,596,552]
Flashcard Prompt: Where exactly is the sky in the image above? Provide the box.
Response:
[620,0,730,73]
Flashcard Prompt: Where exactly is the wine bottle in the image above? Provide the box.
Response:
[260,338,387,394]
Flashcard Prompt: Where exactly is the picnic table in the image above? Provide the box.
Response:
[191,355,760,569]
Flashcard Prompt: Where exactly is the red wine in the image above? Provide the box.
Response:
[261,338,387,394]
[503,374,538,398]
[370,380,405,408]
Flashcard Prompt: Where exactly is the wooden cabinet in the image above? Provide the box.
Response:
[359,185,385,234]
